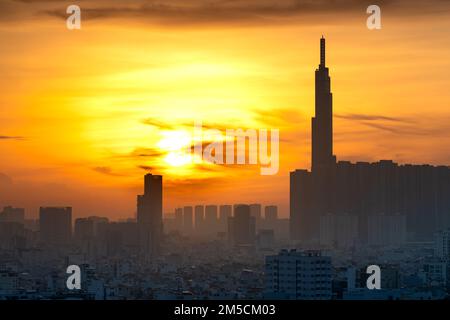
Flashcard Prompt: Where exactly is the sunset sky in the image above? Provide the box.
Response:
[1,0,450,219]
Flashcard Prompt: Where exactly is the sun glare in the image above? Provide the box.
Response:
[157,130,193,167]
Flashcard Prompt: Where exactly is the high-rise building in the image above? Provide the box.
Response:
[0,206,25,224]
[219,205,232,232]
[228,204,255,246]
[249,204,262,220]
[0,222,26,250]
[194,205,204,235]
[137,174,163,256]
[204,205,218,237]
[265,249,332,299]
[74,218,95,242]
[174,208,183,232]
[39,207,72,246]
[312,36,336,172]
[183,206,193,235]
[249,204,262,230]
[290,169,313,241]
[264,205,278,223]
[74,216,108,256]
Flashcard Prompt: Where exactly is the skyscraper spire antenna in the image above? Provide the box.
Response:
[320,36,326,67]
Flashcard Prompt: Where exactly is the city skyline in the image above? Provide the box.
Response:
[1,0,450,220]
[1,1,450,302]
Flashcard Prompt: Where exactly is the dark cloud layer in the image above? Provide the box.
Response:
[2,0,449,25]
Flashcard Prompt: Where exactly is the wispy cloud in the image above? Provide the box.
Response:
[92,166,125,176]
[0,135,25,140]
[336,113,450,137]
[335,113,410,123]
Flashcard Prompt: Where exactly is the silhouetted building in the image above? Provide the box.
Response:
[39,207,72,246]
[74,218,95,242]
[290,37,450,243]
[290,169,313,241]
[137,174,162,256]
[174,208,183,232]
[0,206,25,224]
[205,205,218,237]
[194,205,204,235]
[0,222,26,250]
[249,203,262,222]
[74,217,100,257]
[219,205,232,232]
[264,205,278,224]
[104,221,139,255]
[183,206,193,235]
[228,204,255,246]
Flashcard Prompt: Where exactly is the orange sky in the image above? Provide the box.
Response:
[1,0,450,219]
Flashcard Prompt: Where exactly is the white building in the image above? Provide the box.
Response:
[264,249,332,300]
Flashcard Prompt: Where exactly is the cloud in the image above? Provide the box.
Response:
[39,0,382,26]
[0,135,25,140]
[141,118,177,130]
[336,112,450,137]
[253,108,306,128]
[335,113,410,123]
[3,0,449,26]
[92,166,124,176]
[112,147,167,160]
[137,165,154,171]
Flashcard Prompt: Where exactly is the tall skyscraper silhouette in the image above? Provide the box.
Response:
[137,174,163,257]
[312,37,336,172]
[290,37,450,244]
